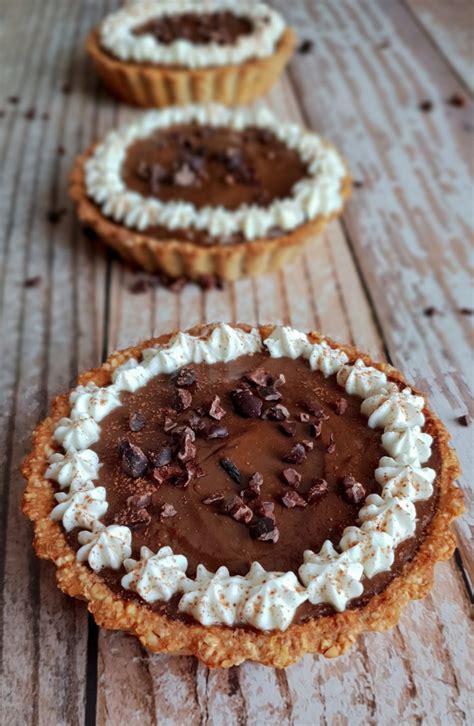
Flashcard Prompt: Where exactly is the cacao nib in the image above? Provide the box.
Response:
[283,443,306,464]
[282,468,302,489]
[128,411,145,432]
[219,457,242,485]
[279,420,297,436]
[307,478,329,503]
[121,442,148,478]
[250,518,279,543]
[231,388,263,418]
[342,475,366,504]
[281,491,308,508]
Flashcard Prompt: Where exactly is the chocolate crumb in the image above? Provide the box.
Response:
[231,388,263,418]
[250,518,279,543]
[219,457,242,485]
[279,420,297,437]
[283,443,306,464]
[326,433,336,454]
[298,39,313,54]
[202,493,225,505]
[457,414,470,426]
[342,475,366,504]
[282,468,302,489]
[128,412,145,432]
[23,275,41,288]
[114,504,151,528]
[335,397,348,415]
[447,93,466,107]
[307,478,329,503]
[175,387,192,411]
[160,503,177,519]
[121,442,148,478]
[419,100,433,112]
[46,207,66,224]
[281,491,307,509]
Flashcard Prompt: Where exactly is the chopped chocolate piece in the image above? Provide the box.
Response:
[298,39,313,54]
[250,518,279,543]
[121,442,148,478]
[279,420,297,436]
[303,400,328,419]
[246,367,272,386]
[309,421,323,438]
[202,493,225,506]
[302,439,314,451]
[240,488,260,503]
[254,500,275,521]
[129,279,149,294]
[163,415,177,432]
[282,468,302,489]
[326,433,336,454]
[224,495,253,524]
[150,446,174,467]
[160,503,177,519]
[299,412,310,423]
[204,424,229,439]
[283,443,306,464]
[185,410,207,433]
[184,459,204,483]
[219,457,242,485]
[177,429,197,463]
[126,493,152,509]
[206,394,226,420]
[129,412,145,432]
[307,478,329,503]
[457,414,470,426]
[419,100,433,112]
[172,424,196,442]
[342,475,366,504]
[231,388,263,418]
[281,491,308,509]
[257,385,282,401]
[175,387,192,411]
[174,366,197,387]
[23,276,41,288]
[153,462,187,486]
[173,163,198,187]
[335,397,348,415]
[447,93,466,107]
[262,404,290,421]
[459,307,474,315]
[273,373,286,388]
[423,306,442,317]
[46,208,66,224]
[248,472,263,494]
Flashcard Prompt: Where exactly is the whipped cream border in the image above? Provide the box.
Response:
[46,325,436,631]
[100,1,286,69]
[84,104,347,244]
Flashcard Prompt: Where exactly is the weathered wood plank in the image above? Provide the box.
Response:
[405,0,474,92]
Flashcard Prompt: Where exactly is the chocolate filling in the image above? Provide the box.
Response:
[132,12,254,46]
[117,124,308,246]
[65,352,440,625]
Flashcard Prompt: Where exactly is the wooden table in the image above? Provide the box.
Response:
[1,1,472,723]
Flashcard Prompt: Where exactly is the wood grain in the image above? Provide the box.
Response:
[0,1,471,724]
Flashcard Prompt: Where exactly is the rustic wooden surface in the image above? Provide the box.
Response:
[1,1,472,724]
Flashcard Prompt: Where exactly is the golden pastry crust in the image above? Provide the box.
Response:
[22,324,464,668]
[86,27,296,107]
[69,146,352,281]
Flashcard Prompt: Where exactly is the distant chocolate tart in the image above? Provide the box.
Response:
[69,105,351,281]
[22,324,463,667]
[87,0,295,107]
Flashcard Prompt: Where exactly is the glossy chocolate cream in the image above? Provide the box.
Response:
[119,124,309,245]
[66,352,440,623]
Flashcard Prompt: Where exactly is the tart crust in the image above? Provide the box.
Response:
[86,27,296,107]
[22,324,464,668]
[69,146,352,281]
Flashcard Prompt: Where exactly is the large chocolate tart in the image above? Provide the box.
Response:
[22,325,463,667]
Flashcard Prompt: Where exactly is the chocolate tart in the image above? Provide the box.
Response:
[87,1,295,107]
[22,324,463,668]
[69,105,351,281]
